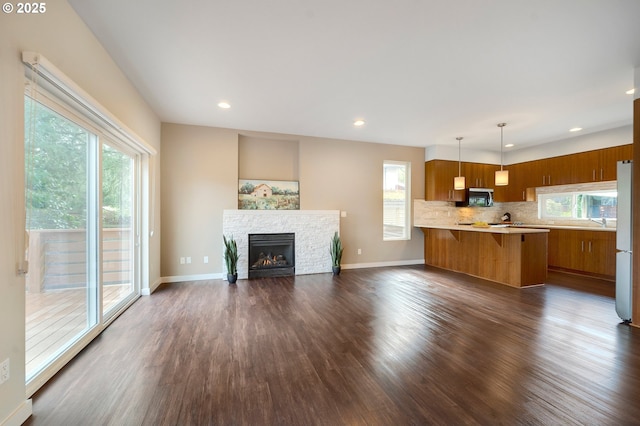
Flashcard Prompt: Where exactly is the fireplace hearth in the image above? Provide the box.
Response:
[248,233,295,278]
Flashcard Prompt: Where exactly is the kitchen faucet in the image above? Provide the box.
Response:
[589,218,607,228]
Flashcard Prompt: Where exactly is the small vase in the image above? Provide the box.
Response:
[227,273,238,284]
[332,266,341,276]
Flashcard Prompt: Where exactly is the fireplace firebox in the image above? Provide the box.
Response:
[248,233,295,278]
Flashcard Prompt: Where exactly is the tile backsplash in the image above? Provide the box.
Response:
[413,199,616,229]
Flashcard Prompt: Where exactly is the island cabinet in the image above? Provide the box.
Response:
[425,160,464,201]
[547,229,616,279]
[421,226,548,288]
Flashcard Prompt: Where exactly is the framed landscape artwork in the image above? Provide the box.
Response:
[238,179,300,210]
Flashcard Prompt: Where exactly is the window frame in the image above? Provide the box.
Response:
[383,160,412,241]
[538,189,618,221]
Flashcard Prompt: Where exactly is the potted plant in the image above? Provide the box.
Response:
[223,235,239,284]
[330,231,343,276]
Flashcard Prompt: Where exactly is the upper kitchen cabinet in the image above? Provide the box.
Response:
[528,156,573,187]
[505,145,633,199]
[461,162,499,189]
[565,145,633,183]
[424,145,633,203]
[425,160,465,202]
[498,163,537,202]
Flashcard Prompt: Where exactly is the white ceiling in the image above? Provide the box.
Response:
[68,0,640,152]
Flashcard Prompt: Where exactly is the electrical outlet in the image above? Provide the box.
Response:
[180,257,185,264]
[204,256,209,264]
[0,358,9,385]
[357,248,362,255]
[186,257,192,264]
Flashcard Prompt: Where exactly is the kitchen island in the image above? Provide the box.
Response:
[420,225,549,288]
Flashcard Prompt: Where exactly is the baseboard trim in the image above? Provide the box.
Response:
[141,277,164,296]
[342,259,425,270]
[1,399,32,426]
[161,273,221,284]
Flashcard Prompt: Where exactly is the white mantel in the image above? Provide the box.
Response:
[222,210,340,279]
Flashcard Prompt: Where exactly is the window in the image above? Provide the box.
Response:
[539,190,617,220]
[383,161,411,240]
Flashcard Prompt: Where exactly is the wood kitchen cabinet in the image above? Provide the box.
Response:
[533,145,632,186]
[529,156,572,187]
[424,144,632,204]
[496,144,632,202]
[547,229,616,279]
[572,145,633,183]
[493,163,536,202]
[461,162,498,188]
[425,160,499,201]
[425,160,464,201]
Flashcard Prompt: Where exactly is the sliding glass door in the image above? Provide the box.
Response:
[25,94,140,382]
[102,144,138,317]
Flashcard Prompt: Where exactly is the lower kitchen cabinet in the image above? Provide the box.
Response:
[547,229,616,279]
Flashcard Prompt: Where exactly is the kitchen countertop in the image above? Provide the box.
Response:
[512,224,615,232]
[419,224,549,234]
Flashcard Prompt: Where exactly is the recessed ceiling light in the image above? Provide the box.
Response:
[504,143,514,148]
[218,102,231,109]
[569,127,582,132]
[626,88,636,95]
[353,119,365,127]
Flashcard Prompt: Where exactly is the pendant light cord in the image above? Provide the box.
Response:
[498,123,506,171]
[457,137,463,176]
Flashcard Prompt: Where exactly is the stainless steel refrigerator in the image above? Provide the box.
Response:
[616,160,633,323]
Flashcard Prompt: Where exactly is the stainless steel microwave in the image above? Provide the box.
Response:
[456,188,494,207]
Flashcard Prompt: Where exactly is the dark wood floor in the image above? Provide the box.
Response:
[25,266,640,425]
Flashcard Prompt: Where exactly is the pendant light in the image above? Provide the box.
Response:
[454,137,466,190]
[495,123,509,186]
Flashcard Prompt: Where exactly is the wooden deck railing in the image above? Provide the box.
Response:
[26,228,132,293]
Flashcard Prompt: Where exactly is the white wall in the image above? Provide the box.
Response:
[0,1,161,423]
[426,145,501,164]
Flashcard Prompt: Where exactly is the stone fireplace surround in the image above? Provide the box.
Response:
[222,210,340,279]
